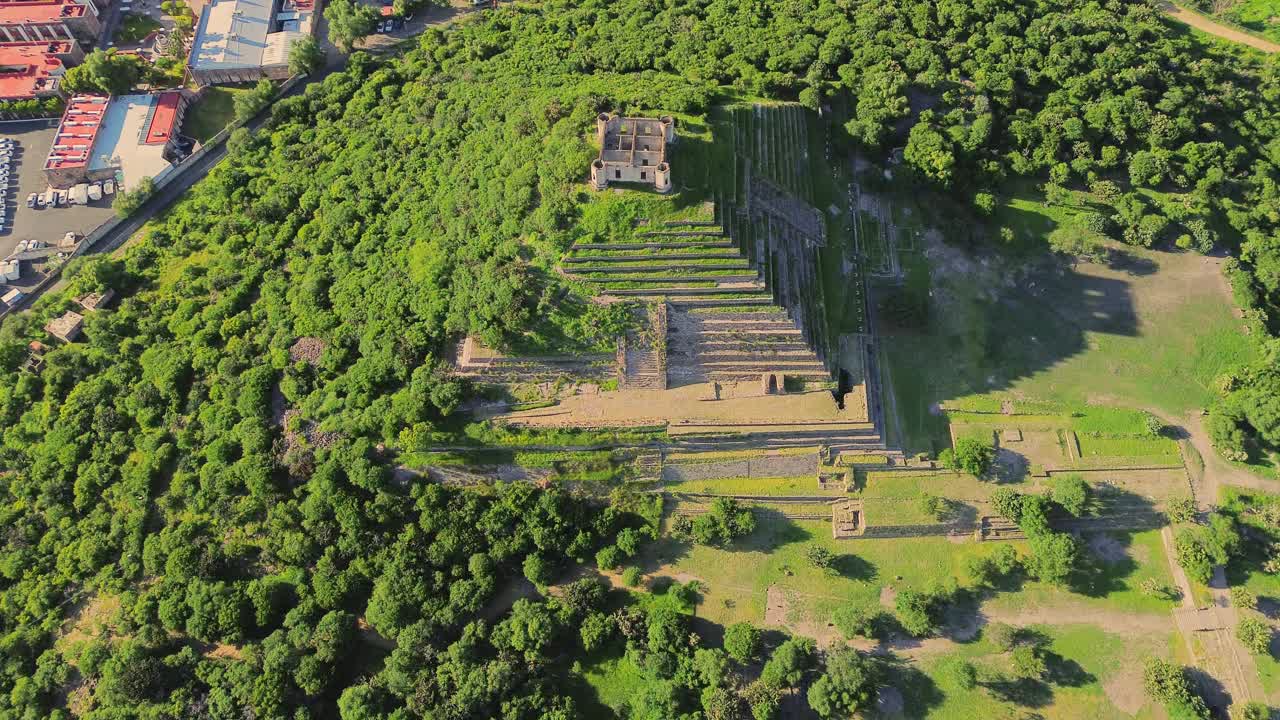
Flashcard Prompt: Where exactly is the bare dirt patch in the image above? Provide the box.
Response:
[1103,664,1150,715]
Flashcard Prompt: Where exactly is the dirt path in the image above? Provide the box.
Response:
[1160,1,1280,53]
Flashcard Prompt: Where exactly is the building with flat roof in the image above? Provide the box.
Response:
[589,114,675,194]
[0,0,102,44]
[0,39,79,100]
[187,0,313,85]
[44,91,190,190]
[45,310,83,342]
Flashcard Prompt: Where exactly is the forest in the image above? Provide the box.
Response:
[0,0,1278,717]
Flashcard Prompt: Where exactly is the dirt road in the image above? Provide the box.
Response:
[1160,2,1280,53]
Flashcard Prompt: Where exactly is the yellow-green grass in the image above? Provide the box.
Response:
[911,625,1173,719]
[664,475,830,496]
[579,652,647,716]
[983,529,1180,616]
[664,446,815,464]
[1074,435,1180,460]
[884,203,1256,454]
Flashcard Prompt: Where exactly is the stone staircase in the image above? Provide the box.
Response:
[563,217,834,388]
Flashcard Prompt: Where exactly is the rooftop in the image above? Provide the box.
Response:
[87,92,182,189]
[0,0,87,25]
[45,94,109,171]
[0,41,70,100]
[190,0,313,71]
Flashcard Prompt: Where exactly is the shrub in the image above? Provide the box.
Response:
[1011,645,1046,679]
[1167,496,1197,524]
[1231,587,1258,610]
[944,437,996,477]
[1050,474,1089,516]
[723,622,762,664]
[1240,702,1271,720]
[1237,617,1273,655]
[919,492,944,520]
[691,498,756,546]
[991,488,1024,522]
[595,545,622,571]
[986,622,1018,651]
[833,606,879,640]
[621,566,643,587]
[805,545,835,573]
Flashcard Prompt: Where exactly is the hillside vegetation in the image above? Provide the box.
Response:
[0,0,1278,717]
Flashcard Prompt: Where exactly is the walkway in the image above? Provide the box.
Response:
[1160,1,1280,53]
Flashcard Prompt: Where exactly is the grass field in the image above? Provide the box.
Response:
[643,513,1178,632]
[114,13,161,43]
[184,87,252,143]
[909,624,1174,719]
[1219,0,1280,43]
[883,232,1256,453]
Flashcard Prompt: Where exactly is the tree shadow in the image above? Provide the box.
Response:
[877,202,1143,454]
[1185,666,1232,713]
[981,677,1054,708]
[941,498,980,525]
[876,653,946,717]
[833,553,877,581]
[991,448,1031,484]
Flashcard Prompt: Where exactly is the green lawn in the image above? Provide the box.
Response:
[910,624,1173,719]
[645,514,1177,632]
[114,13,161,44]
[183,87,252,143]
[883,231,1255,453]
[1220,0,1280,43]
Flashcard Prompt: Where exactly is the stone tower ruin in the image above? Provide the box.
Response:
[590,113,674,193]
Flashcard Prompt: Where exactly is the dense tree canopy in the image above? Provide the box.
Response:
[2,0,1280,716]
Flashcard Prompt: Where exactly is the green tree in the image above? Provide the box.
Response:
[323,0,379,52]
[1050,474,1089,516]
[288,35,325,75]
[944,437,996,477]
[62,49,145,95]
[723,622,762,664]
[806,648,879,718]
[760,636,815,688]
[1237,617,1273,655]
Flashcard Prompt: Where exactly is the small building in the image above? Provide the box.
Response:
[44,309,83,342]
[0,0,102,45]
[45,91,191,191]
[74,288,114,311]
[0,40,81,101]
[0,258,19,281]
[589,113,674,194]
[21,340,46,373]
[1,287,21,306]
[187,0,315,85]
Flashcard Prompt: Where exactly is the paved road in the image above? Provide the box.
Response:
[1161,1,1280,53]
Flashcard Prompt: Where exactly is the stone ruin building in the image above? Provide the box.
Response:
[590,114,674,193]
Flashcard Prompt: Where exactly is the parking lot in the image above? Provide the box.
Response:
[0,120,118,290]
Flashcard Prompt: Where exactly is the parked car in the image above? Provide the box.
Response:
[34,195,44,209]
[25,193,35,208]
[54,191,67,207]
[103,180,115,195]
[87,183,103,202]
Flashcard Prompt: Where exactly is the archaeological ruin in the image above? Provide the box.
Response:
[589,114,674,193]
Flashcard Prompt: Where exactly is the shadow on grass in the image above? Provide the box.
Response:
[983,677,1054,708]
[877,653,946,716]
[834,553,878,581]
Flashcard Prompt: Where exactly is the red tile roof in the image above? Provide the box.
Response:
[0,0,86,25]
[45,94,108,171]
[144,91,181,145]
[0,41,67,100]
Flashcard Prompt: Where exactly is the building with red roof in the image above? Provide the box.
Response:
[0,0,102,45]
[45,91,191,190]
[0,40,81,101]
